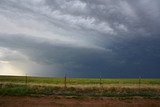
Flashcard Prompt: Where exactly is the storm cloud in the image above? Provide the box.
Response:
[0,0,160,77]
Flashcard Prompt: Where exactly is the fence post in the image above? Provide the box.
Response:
[138,76,141,91]
[100,72,102,86]
[100,72,103,88]
[64,74,67,88]
[26,73,28,86]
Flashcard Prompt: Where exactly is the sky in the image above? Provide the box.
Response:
[0,0,160,78]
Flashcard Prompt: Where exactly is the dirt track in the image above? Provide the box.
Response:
[0,96,160,107]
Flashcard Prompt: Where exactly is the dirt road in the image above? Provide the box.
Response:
[0,96,160,107]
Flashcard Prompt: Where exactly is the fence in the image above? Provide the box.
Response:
[0,75,147,88]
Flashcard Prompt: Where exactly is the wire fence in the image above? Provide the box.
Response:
[23,74,144,88]
[2,74,159,89]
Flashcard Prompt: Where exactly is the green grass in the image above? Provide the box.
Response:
[0,75,160,85]
[0,85,28,96]
[0,76,64,84]
[0,76,160,98]
[0,84,159,98]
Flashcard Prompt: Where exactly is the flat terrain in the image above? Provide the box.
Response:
[0,76,160,85]
[0,96,160,107]
[0,76,160,106]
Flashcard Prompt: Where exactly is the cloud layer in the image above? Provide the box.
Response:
[0,0,160,77]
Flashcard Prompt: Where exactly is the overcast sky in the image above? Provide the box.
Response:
[0,0,160,78]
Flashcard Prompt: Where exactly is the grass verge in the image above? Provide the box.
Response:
[0,83,159,99]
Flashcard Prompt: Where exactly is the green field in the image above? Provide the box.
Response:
[0,75,160,85]
[0,76,160,98]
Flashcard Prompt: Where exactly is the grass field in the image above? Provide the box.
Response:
[0,75,160,85]
[0,76,160,98]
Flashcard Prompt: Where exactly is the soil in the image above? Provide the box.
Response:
[0,96,160,107]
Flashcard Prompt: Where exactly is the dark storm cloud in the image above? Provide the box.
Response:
[0,34,117,77]
[0,0,160,77]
